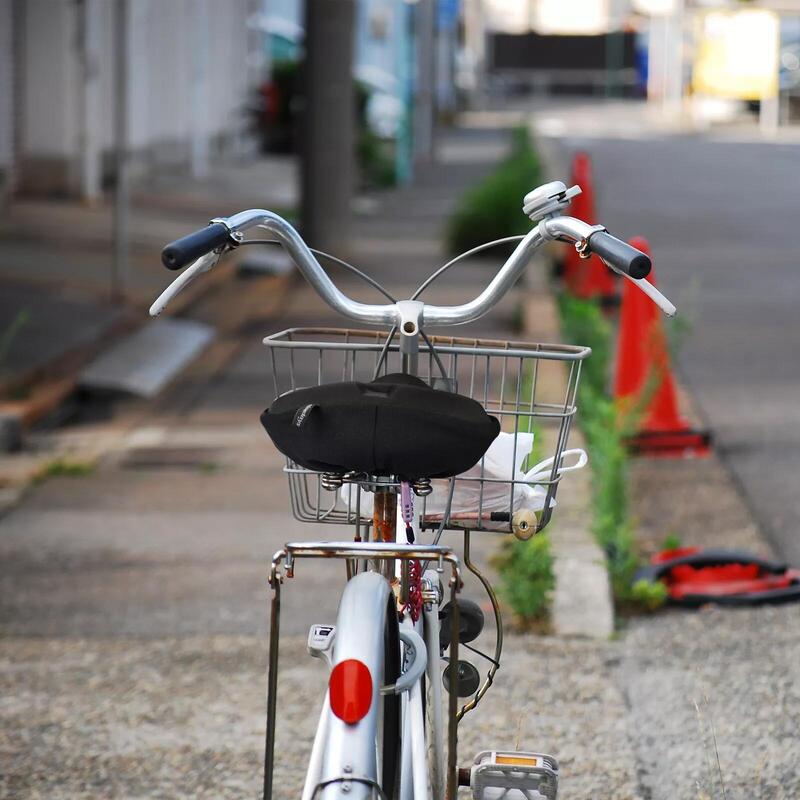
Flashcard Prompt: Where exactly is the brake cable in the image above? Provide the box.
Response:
[411,235,526,300]
[238,239,396,302]
[238,239,449,381]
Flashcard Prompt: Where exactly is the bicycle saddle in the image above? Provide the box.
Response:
[261,373,500,479]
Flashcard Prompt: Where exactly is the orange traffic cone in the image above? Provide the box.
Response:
[563,152,617,305]
[613,237,710,457]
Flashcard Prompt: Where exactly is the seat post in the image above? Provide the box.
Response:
[372,485,397,580]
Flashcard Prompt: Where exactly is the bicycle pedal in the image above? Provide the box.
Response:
[469,750,559,800]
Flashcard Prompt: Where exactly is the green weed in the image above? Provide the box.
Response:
[558,294,664,611]
[33,458,95,483]
[630,578,668,612]
[445,127,542,255]
[494,534,555,626]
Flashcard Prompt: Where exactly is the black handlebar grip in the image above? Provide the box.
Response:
[161,222,232,270]
[588,231,651,280]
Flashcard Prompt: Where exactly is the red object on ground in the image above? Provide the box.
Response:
[642,548,800,606]
[329,659,373,724]
[613,237,711,457]
[652,552,800,600]
[668,566,796,600]
[651,546,700,564]
[563,152,617,302]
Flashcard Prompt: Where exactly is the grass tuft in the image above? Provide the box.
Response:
[494,533,555,628]
[558,294,665,610]
[33,458,95,483]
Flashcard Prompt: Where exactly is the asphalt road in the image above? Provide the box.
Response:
[555,133,800,565]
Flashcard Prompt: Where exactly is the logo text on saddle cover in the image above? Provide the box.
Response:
[293,404,317,428]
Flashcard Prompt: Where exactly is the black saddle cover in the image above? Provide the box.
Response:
[261,373,500,479]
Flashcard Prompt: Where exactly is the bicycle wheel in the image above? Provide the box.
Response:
[381,592,401,797]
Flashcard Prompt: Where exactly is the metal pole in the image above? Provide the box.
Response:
[112,0,129,301]
[663,0,684,116]
[77,0,101,202]
[263,575,282,800]
[190,0,210,179]
[301,0,355,254]
[436,6,456,119]
[445,576,459,800]
[413,0,436,164]
[605,30,624,99]
[395,0,414,185]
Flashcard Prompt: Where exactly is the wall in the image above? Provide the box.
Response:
[0,0,14,198]
[13,0,258,197]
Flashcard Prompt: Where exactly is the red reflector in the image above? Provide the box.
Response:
[329,659,372,724]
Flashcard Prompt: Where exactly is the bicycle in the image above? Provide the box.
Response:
[152,180,676,800]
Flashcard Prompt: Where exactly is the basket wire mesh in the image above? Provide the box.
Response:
[264,328,589,535]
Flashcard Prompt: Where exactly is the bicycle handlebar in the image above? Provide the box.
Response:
[162,222,231,270]
[155,206,675,322]
[586,230,651,280]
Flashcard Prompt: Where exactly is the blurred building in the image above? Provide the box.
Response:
[259,0,413,104]
[0,0,261,204]
[260,0,412,137]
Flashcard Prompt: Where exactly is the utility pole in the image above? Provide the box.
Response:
[301,0,355,254]
[395,1,415,185]
[413,0,436,164]
[77,0,102,203]
[112,0,129,301]
[436,0,458,119]
[190,0,210,179]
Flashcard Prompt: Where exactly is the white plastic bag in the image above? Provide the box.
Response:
[423,432,587,531]
[339,432,587,532]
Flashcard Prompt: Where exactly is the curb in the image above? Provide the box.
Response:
[521,257,615,639]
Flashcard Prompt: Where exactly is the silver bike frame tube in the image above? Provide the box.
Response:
[423,574,445,800]
[409,667,428,800]
[400,692,412,800]
[398,617,431,800]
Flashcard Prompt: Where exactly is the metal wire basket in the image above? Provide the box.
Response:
[264,328,590,535]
